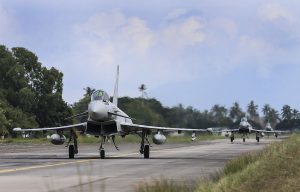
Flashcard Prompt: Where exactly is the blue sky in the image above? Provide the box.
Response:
[1,0,300,112]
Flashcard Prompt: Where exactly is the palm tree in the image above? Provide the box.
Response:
[83,87,95,97]
[229,102,244,122]
[292,109,300,119]
[262,104,271,122]
[210,104,228,123]
[138,84,148,98]
[268,108,280,127]
[247,100,259,121]
[281,105,292,120]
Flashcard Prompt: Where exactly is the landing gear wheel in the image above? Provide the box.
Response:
[256,137,260,142]
[230,137,234,143]
[243,138,245,142]
[100,149,105,159]
[144,145,150,159]
[69,145,75,159]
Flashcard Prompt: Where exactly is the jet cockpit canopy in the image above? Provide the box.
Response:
[241,117,247,122]
[91,90,110,102]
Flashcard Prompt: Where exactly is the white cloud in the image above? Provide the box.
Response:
[62,7,297,103]
[165,8,188,20]
[236,36,275,77]
[238,36,272,55]
[211,18,237,38]
[74,10,127,40]
[118,17,155,53]
[69,10,207,88]
[73,10,155,59]
[258,3,295,24]
[161,16,205,48]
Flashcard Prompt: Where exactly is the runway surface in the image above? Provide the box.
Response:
[0,138,280,192]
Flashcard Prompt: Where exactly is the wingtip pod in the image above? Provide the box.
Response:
[13,128,22,132]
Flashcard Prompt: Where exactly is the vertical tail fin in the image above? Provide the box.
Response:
[113,65,119,106]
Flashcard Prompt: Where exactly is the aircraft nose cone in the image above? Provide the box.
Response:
[88,102,108,121]
[240,122,247,128]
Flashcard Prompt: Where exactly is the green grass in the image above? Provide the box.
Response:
[135,134,300,192]
[0,137,49,143]
[197,134,300,192]
[135,178,198,192]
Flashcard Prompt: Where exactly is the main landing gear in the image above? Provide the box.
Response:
[66,130,78,159]
[230,133,235,143]
[139,130,151,158]
[256,132,260,143]
[100,148,105,159]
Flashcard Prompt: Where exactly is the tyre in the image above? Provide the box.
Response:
[144,145,150,159]
[100,149,105,159]
[69,145,75,159]
[243,138,245,142]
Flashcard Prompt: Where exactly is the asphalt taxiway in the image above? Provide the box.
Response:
[0,138,280,192]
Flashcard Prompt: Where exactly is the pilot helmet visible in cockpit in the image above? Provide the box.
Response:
[91,90,110,102]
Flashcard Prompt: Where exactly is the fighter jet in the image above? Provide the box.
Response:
[14,66,209,159]
[222,117,287,143]
[263,122,288,138]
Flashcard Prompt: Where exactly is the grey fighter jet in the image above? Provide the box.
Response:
[262,122,288,138]
[14,66,209,159]
[222,117,288,143]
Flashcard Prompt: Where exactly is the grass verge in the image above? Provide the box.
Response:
[135,134,300,192]
[0,137,48,143]
[135,178,198,192]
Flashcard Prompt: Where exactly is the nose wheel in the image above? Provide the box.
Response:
[99,136,106,159]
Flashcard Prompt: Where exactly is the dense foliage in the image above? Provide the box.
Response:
[0,45,72,136]
[1,45,299,137]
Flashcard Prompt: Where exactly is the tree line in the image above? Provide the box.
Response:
[73,88,300,131]
[1,45,299,137]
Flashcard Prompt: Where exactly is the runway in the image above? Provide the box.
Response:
[0,138,280,192]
